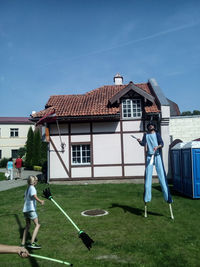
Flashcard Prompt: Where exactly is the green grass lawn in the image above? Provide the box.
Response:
[0,183,199,267]
[0,172,6,181]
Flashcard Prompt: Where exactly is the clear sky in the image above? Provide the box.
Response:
[0,0,200,116]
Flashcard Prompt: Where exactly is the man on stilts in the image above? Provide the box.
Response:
[137,122,174,219]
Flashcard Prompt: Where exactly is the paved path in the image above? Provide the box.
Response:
[0,169,156,191]
[0,168,42,192]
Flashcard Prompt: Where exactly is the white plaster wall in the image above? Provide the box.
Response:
[71,135,91,142]
[71,167,91,178]
[122,120,144,132]
[123,133,145,164]
[94,166,122,177]
[93,122,120,132]
[50,124,69,134]
[50,136,69,178]
[161,106,170,118]
[71,123,90,133]
[93,134,121,164]
[170,116,200,142]
[125,165,145,176]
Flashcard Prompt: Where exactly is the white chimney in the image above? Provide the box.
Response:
[114,73,123,85]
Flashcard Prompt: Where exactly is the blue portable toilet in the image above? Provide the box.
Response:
[171,141,200,198]
[171,142,186,194]
[181,141,200,198]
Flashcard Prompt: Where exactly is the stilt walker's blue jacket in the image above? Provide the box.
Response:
[140,132,163,154]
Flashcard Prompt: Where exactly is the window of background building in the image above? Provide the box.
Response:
[11,150,18,159]
[10,128,19,137]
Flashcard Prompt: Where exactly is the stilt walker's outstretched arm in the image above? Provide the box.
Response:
[169,203,174,220]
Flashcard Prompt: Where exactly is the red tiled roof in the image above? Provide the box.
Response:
[32,83,160,119]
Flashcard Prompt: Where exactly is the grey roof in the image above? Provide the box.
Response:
[167,98,181,116]
[0,117,34,124]
[148,78,169,106]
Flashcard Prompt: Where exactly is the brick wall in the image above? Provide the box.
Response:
[169,116,200,142]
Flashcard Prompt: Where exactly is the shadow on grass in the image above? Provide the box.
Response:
[14,214,39,267]
[152,185,192,199]
[110,203,163,217]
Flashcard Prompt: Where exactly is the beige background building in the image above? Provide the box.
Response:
[0,117,34,159]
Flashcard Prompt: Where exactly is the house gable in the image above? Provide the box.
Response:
[109,82,155,105]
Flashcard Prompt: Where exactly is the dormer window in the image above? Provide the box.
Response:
[122,99,142,118]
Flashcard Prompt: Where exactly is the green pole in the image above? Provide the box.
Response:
[50,197,80,232]
[30,254,72,266]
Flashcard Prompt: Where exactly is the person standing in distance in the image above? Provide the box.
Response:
[15,155,23,179]
[21,176,44,249]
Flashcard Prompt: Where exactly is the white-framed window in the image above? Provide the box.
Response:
[10,128,19,137]
[122,99,142,118]
[72,144,91,165]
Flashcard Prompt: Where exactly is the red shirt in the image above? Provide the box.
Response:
[15,158,23,168]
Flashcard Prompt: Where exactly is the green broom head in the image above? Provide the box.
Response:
[78,230,94,250]
[43,188,53,200]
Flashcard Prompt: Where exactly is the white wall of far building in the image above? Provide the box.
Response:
[0,123,34,159]
[169,116,200,142]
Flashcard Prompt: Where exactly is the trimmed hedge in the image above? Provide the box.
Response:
[33,165,42,171]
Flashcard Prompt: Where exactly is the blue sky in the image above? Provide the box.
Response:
[0,0,200,116]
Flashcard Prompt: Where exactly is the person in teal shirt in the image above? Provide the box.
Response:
[7,158,14,180]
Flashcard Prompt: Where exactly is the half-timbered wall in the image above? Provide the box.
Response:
[48,119,159,181]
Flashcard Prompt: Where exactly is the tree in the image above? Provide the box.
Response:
[25,127,34,169]
[192,110,200,115]
[41,141,48,165]
[18,147,26,158]
[181,111,192,116]
[181,110,200,116]
[32,129,42,166]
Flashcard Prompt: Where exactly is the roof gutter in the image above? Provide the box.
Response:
[30,113,120,124]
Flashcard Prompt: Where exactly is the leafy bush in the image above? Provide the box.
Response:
[33,165,42,171]
[25,127,48,169]
[0,172,6,181]
[17,147,26,158]
[0,158,9,168]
